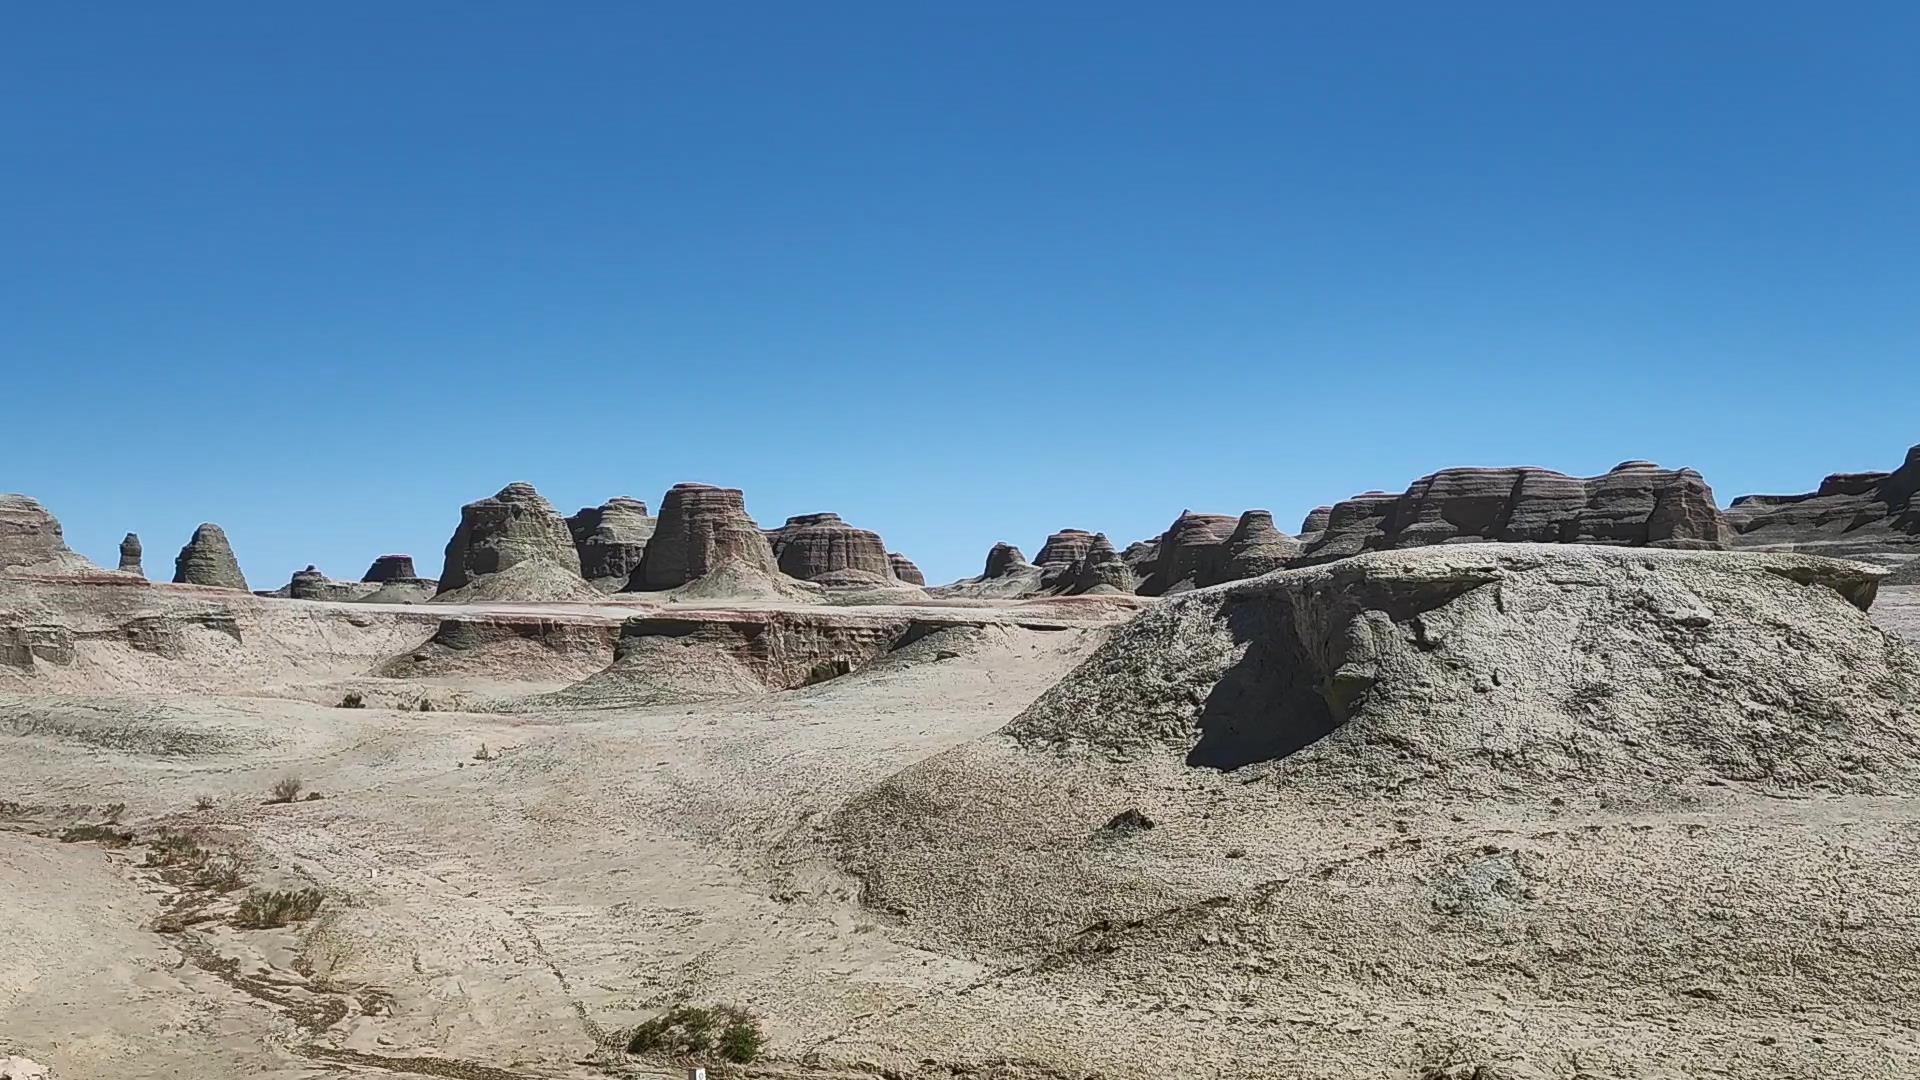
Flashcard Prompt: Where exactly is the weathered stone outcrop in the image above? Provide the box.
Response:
[1135,511,1238,596]
[279,565,379,602]
[1008,544,1909,787]
[888,553,926,585]
[379,615,619,679]
[118,533,144,577]
[0,495,96,575]
[567,497,656,588]
[172,523,248,590]
[1301,462,1731,564]
[1727,444,1920,567]
[1034,529,1099,590]
[985,543,1032,579]
[631,483,780,591]
[1067,533,1134,594]
[436,483,581,596]
[1300,507,1333,537]
[362,554,423,583]
[1212,510,1300,584]
[768,513,895,581]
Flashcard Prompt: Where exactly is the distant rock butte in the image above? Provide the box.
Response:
[1215,510,1300,584]
[1068,533,1135,595]
[1136,511,1239,596]
[1034,529,1099,590]
[436,482,581,595]
[0,494,96,575]
[172,523,248,591]
[567,497,656,588]
[768,512,896,581]
[984,542,1032,578]
[631,483,780,591]
[362,554,427,584]
[118,533,144,577]
[1727,444,1920,564]
[888,552,926,586]
[1300,461,1731,564]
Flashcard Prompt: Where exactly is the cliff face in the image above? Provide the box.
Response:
[1727,444,1920,565]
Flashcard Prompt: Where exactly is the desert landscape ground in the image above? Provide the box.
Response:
[5,448,1920,1080]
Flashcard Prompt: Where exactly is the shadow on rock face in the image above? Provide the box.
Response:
[1186,598,1338,770]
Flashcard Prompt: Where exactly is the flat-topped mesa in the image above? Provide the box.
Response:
[768,512,895,582]
[436,482,582,595]
[118,533,144,577]
[1300,462,1731,564]
[1726,444,1920,564]
[1211,509,1301,585]
[567,497,656,588]
[887,552,926,586]
[0,494,97,576]
[1136,511,1238,596]
[1068,532,1135,595]
[630,483,780,591]
[172,523,248,590]
[362,554,423,583]
[286,565,361,601]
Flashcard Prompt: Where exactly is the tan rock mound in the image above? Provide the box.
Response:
[0,494,99,576]
[930,542,1046,598]
[435,482,582,597]
[172,523,248,590]
[379,615,617,680]
[1065,533,1134,595]
[430,556,603,604]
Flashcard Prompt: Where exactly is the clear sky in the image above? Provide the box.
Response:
[5,4,1917,587]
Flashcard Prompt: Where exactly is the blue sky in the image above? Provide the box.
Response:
[5,4,1917,586]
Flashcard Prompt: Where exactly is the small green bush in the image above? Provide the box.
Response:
[267,776,304,804]
[60,823,133,847]
[339,692,366,709]
[233,887,326,928]
[626,1003,763,1063]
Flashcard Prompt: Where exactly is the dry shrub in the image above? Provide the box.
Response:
[234,887,326,928]
[626,1003,763,1063]
[267,776,304,804]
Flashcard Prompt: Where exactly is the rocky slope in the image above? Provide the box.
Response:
[566,497,656,590]
[631,483,783,593]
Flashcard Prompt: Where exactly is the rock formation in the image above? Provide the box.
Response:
[1212,510,1300,584]
[1300,506,1333,536]
[984,542,1031,579]
[118,533,144,577]
[631,483,781,592]
[362,554,422,583]
[1134,511,1238,595]
[1300,462,1731,564]
[0,495,96,575]
[928,542,1046,598]
[888,553,926,585]
[172,523,248,590]
[435,482,582,596]
[1034,529,1099,590]
[1011,544,1905,784]
[767,513,895,582]
[1726,444,1920,568]
[567,497,656,589]
[1067,533,1134,594]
